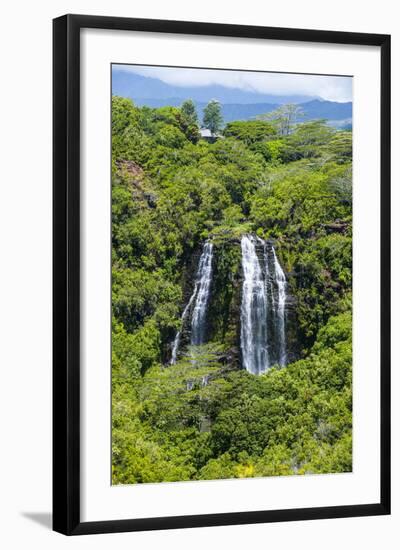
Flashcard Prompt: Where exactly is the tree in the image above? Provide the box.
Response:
[203,100,224,136]
[258,103,304,136]
[223,120,277,145]
[181,99,198,126]
[280,120,334,161]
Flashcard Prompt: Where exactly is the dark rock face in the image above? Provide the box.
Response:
[281,291,300,364]
[207,238,242,367]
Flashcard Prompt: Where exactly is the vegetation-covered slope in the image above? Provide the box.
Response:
[112,96,352,483]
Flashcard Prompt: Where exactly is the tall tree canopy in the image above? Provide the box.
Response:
[258,103,304,136]
[203,99,224,136]
[181,99,198,126]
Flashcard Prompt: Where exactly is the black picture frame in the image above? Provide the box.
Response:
[53,14,391,536]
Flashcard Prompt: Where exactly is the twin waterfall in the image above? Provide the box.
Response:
[170,242,214,364]
[190,242,214,346]
[240,235,287,374]
[240,236,269,375]
[170,236,287,374]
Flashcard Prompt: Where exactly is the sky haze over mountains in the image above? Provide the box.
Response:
[112,65,353,128]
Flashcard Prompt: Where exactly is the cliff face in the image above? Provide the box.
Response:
[168,235,300,370]
[207,238,242,367]
[168,238,242,365]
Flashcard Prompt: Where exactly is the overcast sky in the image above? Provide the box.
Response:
[115,65,352,102]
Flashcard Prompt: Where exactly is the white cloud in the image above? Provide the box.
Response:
[115,65,352,102]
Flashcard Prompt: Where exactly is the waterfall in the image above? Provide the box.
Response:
[170,290,197,364]
[190,242,214,346]
[240,235,288,374]
[170,241,213,364]
[240,235,269,374]
[271,246,287,366]
[171,236,287,372]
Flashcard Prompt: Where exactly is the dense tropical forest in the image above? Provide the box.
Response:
[112,95,352,484]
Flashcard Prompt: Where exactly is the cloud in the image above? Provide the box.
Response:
[114,65,352,102]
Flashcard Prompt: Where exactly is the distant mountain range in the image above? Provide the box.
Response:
[112,69,352,129]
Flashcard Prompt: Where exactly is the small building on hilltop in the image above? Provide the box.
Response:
[199,128,224,142]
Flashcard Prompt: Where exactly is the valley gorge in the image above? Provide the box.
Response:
[111,95,353,484]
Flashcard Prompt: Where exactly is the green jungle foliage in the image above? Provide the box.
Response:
[112,96,353,484]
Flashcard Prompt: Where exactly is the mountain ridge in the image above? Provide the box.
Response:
[112,69,319,105]
[112,69,352,128]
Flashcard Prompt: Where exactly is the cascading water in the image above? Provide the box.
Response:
[240,235,288,374]
[240,235,269,375]
[271,246,287,366]
[190,242,214,346]
[170,241,213,364]
[172,236,287,373]
[170,291,197,364]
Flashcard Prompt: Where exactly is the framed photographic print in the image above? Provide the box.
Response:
[53,14,391,535]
